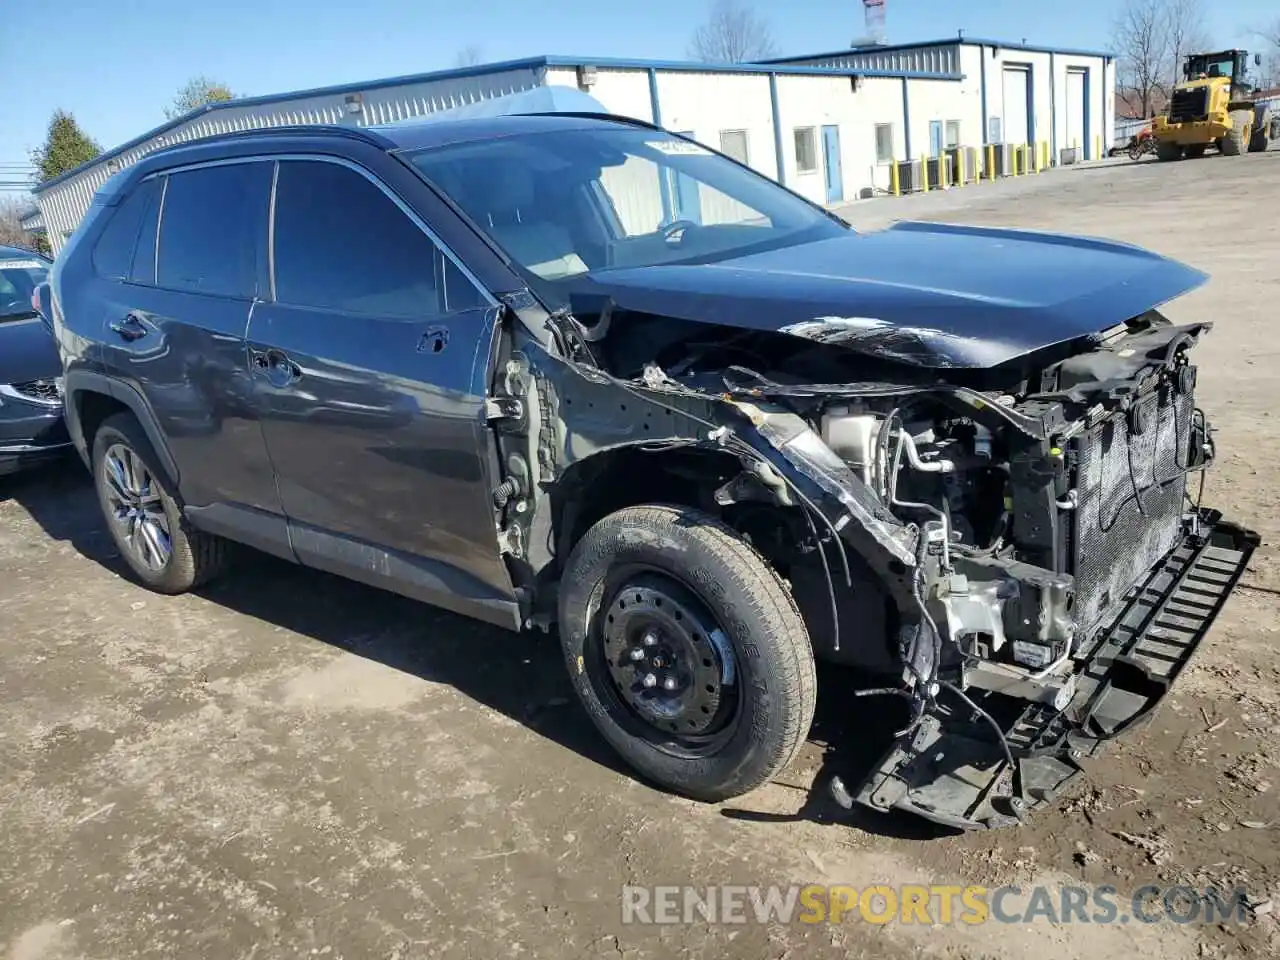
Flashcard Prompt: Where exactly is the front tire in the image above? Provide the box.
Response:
[92,413,228,593]
[1221,111,1252,156]
[558,504,817,802]
[1155,141,1184,161]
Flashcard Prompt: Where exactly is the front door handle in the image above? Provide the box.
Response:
[109,313,148,342]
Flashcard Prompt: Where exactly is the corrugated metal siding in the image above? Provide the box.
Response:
[781,43,960,76]
[36,67,546,253]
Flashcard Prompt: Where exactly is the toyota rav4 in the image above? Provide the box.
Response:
[49,113,1256,829]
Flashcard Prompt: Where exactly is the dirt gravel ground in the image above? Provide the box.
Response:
[3,150,1280,960]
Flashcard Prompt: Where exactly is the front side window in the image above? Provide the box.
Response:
[272,160,447,318]
[793,127,818,173]
[0,257,47,321]
[157,162,271,298]
[407,125,844,308]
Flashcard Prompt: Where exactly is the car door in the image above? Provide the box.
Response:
[94,161,286,554]
[247,157,517,627]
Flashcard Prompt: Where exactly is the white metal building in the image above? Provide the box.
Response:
[766,37,1115,169]
[32,39,1113,254]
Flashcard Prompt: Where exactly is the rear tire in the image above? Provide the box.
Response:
[1155,141,1184,161]
[558,504,817,802]
[1184,143,1207,159]
[1221,111,1252,156]
[1249,109,1272,153]
[91,413,229,593]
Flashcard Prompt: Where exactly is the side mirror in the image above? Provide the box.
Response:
[32,281,54,334]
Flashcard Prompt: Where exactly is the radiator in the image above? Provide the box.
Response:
[1071,387,1193,635]
[1168,88,1208,124]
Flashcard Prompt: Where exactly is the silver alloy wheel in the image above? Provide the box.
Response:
[102,443,171,571]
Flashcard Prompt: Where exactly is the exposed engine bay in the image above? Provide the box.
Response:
[492,284,1257,830]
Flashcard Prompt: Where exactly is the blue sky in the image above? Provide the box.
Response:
[2,0,1276,191]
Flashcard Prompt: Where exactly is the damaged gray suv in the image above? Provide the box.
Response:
[51,112,1256,829]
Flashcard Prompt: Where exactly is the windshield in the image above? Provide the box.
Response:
[407,125,845,306]
[0,256,48,321]
[1187,54,1237,80]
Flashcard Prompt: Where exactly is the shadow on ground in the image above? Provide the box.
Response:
[4,462,957,841]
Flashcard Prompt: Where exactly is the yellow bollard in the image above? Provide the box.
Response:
[987,143,995,179]
[1042,141,1050,170]
[890,161,900,197]
[959,149,967,185]
[921,156,930,193]
[1094,135,1102,162]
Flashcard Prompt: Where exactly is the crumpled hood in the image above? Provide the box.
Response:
[576,221,1208,368]
[0,317,62,385]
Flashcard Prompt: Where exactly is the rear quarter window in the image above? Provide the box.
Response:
[91,178,160,280]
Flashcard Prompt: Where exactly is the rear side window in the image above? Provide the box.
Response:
[92,179,159,280]
[157,162,271,298]
[272,160,445,318]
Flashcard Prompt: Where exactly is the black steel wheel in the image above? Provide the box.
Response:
[559,504,816,802]
[596,573,740,749]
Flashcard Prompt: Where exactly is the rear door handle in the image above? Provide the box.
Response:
[109,314,148,342]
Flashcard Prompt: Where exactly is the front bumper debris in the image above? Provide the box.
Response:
[848,511,1258,830]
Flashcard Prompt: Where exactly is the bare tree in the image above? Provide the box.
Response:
[1258,18,1280,49]
[1164,0,1212,90]
[454,45,483,68]
[0,196,43,253]
[688,0,778,63]
[1255,20,1280,87]
[1114,0,1170,118]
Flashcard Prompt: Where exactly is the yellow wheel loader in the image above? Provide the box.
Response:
[1152,50,1273,160]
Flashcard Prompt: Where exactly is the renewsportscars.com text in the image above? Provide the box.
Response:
[621,883,1254,926]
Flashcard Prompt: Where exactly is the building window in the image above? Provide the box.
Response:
[874,124,894,164]
[988,116,1003,143]
[793,127,818,173]
[945,120,961,148]
[719,129,750,165]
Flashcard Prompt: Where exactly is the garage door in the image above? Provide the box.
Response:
[1002,66,1031,145]
[1065,70,1087,155]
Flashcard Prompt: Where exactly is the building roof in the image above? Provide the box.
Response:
[760,36,1114,65]
[34,53,963,195]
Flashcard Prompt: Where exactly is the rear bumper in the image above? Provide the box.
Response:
[852,511,1258,830]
